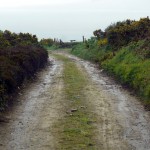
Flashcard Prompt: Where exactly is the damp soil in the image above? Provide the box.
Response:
[65,52,150,150]
[0,56,65,150]
[0,51,150,150]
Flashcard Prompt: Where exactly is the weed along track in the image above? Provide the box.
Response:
[53,52,150,150]
[0,51,150,150]
[53,54,96,149]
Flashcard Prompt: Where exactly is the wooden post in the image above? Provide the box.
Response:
[83,36,85,43]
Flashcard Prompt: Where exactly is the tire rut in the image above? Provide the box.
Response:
[0,57,65,150]
[64,52,150,150]
[0,52,150,150]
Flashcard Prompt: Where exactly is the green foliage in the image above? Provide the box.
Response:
[40,38,80,50]
[97,38,108,47]
[40,38,54,47]
[102,41,150,102]
[72,38,97,61]
[53,54,95,149]
[93,17,150,50]
[46,44,60,50]
[71,38,113,64]
[106,17,150,49]
[72,17,150,107]
[0,30,38,49]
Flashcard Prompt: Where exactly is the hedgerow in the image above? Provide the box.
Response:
[71,17,150,109]
[0,30,48,110]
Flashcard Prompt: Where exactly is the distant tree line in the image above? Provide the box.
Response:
[40,38,79,49]
[40,38,54,47]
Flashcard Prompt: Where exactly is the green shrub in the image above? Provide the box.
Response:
[72,17,150,108]
[102,41,150,101]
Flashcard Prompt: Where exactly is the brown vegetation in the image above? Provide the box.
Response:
[0,30,48,110]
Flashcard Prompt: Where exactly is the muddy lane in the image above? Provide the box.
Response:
[0,57,65,150]
[66,53,150,150]
[0,51,150,150]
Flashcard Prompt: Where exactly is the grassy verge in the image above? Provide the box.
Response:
[102,41,150,108]
[45,44,60,50]
[71,43,113,65]
[71,40,150,110]
[53,54,96,149]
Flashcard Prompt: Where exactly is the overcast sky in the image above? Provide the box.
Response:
[0,0,150,41]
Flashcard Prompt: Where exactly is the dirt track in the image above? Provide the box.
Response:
[0,51,150,150]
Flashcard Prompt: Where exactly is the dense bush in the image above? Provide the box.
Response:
[106,17,150,49]
[0,30,38,49]
[93,17,150,50]
[0,30,48,110]
[71,17,150,109]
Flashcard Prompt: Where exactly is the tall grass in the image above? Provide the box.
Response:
[102,41,150,102]
[71,40,150,108]
[71,43,112,63]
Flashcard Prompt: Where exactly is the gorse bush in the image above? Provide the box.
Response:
[106,17,150,49]
[40,38,54,48]
[71,17,150,109]
[97,38,108,47]
[0,30,48,110]
[0,30,38,49]
[93,17,150,50]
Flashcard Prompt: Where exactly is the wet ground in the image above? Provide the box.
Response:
[0,56,65,150]
[66,53,150,150]
[0,51,150,150]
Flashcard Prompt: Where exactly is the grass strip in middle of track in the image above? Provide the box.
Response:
[53,54,96,150]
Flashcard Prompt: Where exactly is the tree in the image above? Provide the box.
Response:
[40,38,54,47]
[93,29,106,39]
